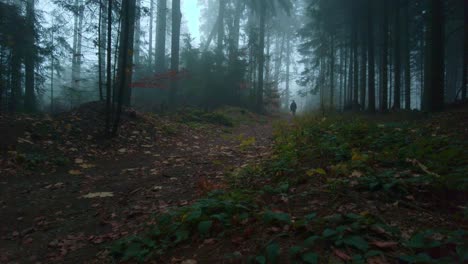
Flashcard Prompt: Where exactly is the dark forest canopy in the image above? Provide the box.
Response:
[0,0,466,129]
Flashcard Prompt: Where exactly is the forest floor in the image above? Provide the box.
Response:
[0,103,467,264]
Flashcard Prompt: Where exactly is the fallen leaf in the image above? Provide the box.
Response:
[334,248,351,261]
[74,158,84,164]
[82,192,114,198]
[118,148,127,153]
[371,241,398,249]
[181,259,197,264]
[68,170,82,175]
[79,163,95,169]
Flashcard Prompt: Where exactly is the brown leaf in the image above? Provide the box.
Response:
[371,241,398,249]
[334,249,351,261]
[367,256,389,264]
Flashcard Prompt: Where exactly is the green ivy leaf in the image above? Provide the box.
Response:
[186,209,202,222]
[303,235,320,248]
[289,245,303,257]
[198,220,213,235]
[343,236,369,251]
[255,255,266,264]
[266,242,280,263]
[174,229,189,243]
[263,210,291,224]
[399,253,435,263]
[305,212,317,221]
[322,228,338,238]
[301,252,319,263]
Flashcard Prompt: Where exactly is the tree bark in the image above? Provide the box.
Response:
[427,0,445,111]
[134,0,142,67]
[24,0,35,112]
[216,0,225,68]
[155,0,167,72]
[403,1,411,110]
[257,6,266,112]
[393,0,401,110]
[169,0,181,106]
[462,0,467,100]
[367,0,375,112]
[148,0,154,66]
[115,0,136,107]
[113,0,137,135]
[381,0,389,111]
[105,0,112,134]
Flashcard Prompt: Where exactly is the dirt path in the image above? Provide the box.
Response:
[0,115,277,263]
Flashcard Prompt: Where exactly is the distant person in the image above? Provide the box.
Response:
[290,100,297,116]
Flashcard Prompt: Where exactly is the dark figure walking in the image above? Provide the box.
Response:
[290,100,297,116]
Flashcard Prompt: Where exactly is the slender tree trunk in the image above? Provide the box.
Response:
[71,0,79,91]
[461,0,467,100]
[330,35,335,109]
[216,0,225,68]
[352,12,359,109]
[285,32,291,109]
[10,48,21,112]
[265,27,271,86]
[393,0,401,110]
[403,1,411,110]
[427,0,445,111]
[134,0,142,67]
[155,0,167,72]
[98,0,107,101]
[169,0,181,106]
[367,0,375,112]
[343,44,349,110]
[231,1,243,57]
[105,0,112,134]
[148,0,154,66]
[76,0,84,94]
[274,32,285,84]
[381,0,389,111]
[24,0,35,112]
[257,7,266,112]
[113,0,137,135]
[360,26,367,110]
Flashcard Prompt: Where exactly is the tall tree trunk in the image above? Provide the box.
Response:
[285,32,291,109]
[265,27,271,86]
[113,0,137,135]
[403,1,411,110]
[427,0,445,111]
[24,0,35,112]
[71,0,79,91]
[462,0,467,100]
[155,0,167,72]
[393,0,401,110]
[216,0,225,68]
[274,32,285,84]
[257,7,266,112]
[330,35,335,109]
[105,0,112,134]
[381,0,389,111]
[10,48,21,112]
[367,0,375,112]
[169,0,181,106]
[360,26,367,110]
[231,0,243,58]
[352,11,359,109]
[115,0,136,106]
[343,44,349,110]
[148,0,154,66]
[98,0,107,101]
[76,0,84,94]
[134,0,142,67]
